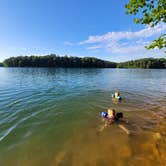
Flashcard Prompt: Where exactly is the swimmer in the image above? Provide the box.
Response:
[99,108,130,134]
[100,108,117,131]
[101,108,123,124]
[112,91,122,100]
[107,108,116,120]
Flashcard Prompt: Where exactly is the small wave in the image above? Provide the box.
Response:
[0,106,52,142]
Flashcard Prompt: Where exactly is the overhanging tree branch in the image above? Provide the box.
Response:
[125,0,166,50]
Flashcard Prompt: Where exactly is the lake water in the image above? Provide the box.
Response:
[0,68,166,166]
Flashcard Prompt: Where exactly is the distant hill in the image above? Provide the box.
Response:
[0,62,3,67]
[117,58,166,69]
[2,55,166,69]
[3,55,116,68]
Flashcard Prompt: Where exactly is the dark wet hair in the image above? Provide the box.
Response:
[116,112,123,118]
[114,112,123,121]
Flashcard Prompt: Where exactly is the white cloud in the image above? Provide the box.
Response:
[80,24,166,44]
[79,23,166,55]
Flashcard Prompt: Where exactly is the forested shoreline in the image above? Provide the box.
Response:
[2,55,116,68]
[117,58,166,69]
[1,55,166,68]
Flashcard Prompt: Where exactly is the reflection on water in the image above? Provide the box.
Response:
[0,68,166,166]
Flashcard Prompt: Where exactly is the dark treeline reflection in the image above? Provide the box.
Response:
[2,55,166,68]
[3,55,116,68]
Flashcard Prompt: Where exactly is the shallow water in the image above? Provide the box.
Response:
[0,68,166,166]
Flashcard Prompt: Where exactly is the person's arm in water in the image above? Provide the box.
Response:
[118,124,130,135]
[99,118,114,132]
[99,123,108,132]
[115,113,130,135]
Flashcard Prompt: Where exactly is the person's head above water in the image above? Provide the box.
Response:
[112,91,122,101]
[114,91,120,98]
[107,108,115,118]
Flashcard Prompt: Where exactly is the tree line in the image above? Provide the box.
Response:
[2,55,116,68]
[1,55,166,69]
[117,58,166,69]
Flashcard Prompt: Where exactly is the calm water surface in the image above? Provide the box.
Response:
[0,68,166,166]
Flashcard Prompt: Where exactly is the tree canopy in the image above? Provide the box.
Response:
[3,55,116,68]
[2,55,166,69]
[125,0,166,49]
[117,58,166,68]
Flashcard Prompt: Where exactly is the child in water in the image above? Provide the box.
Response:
[100,108,129,134]
[100,108,116,131]
[102,108,123,124]
[103,108,115,124]
[112,91,122,100]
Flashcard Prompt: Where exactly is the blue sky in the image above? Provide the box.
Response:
[0,0,165,62]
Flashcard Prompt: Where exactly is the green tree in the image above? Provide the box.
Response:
[3,55,117,68]
[117,58,166,69]
[125,0,166,49]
